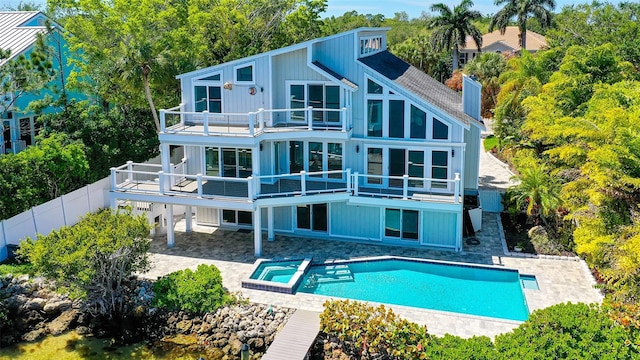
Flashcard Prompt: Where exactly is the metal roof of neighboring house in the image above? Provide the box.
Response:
[462,26,547,52]
[358,50,482,128]
[0,11,49,66]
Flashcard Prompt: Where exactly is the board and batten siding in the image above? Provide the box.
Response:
[271,48,328,110]
[184,146,203,175]
[422,211,457,248]
[330,202,380,240]
[463,125,480,190]
[196,207,219,226]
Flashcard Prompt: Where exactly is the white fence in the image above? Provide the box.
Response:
[0,177,111,261]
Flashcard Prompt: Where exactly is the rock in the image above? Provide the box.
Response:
[23,298,47,312]
[76,326,91,335]
[247,337,264,349]
[47,309,79,335]
[198,322,212,334]
[176,319,192,333]
[43,299,72,314]
[22,328,47,342]
[228,334,244,355]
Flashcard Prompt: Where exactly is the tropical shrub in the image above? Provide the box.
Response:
[17,209,150,317]
[153,264,233,314]
[495,303,636,359]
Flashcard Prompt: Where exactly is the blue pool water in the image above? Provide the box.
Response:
[250,260,302,284]
[298,259,529,321]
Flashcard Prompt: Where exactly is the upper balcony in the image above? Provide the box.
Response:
[160,105,352,143]
[110,160,462,208]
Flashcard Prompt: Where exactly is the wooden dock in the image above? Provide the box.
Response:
[262,309,321,360]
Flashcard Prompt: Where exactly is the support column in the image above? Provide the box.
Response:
[455,210,463,252]
[254,206,262,257]
[166,204,175,248]
[185,206,192,233]
[267,206,274,241]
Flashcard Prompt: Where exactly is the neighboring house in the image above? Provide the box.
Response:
[0,11,84,154]
[110,28,484,256]
[458,26,547,66]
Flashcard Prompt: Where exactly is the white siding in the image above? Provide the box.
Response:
[464,126,481,189]
[271,49,327,110]
[330,202,380,240]
[274,206,292,231]
[196,207,219,225]
[422,211,457,248]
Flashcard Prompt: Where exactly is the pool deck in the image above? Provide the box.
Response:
[141,212,602,339]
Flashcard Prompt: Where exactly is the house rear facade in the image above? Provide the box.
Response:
[110,28,484,256]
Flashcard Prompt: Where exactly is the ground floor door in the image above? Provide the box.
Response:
[296,203,328,232]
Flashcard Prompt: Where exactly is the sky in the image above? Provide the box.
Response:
[0,0,630,18]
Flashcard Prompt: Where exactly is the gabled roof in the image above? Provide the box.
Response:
[0,11,51,66]
[461,26,547,52]
[358,50,481,128]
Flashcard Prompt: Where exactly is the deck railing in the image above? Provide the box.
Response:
[160,105,350,136]
[111,163,461,204]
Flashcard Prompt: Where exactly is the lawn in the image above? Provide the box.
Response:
[483,135,499,152]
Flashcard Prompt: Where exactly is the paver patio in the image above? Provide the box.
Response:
[141,212,602,339]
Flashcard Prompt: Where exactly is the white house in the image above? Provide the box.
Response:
[110,28,484,256]
[0,11,85,154]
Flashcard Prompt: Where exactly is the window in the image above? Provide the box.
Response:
[367,100,382,137]
[206,147,252,178]
[288,83,341,124]
[408,150,424,187]
[327,143,343,179]
[289,141,304,173]
[367,148,383,184]
[194,86,221,113]
[410,105,426,139]
[360,36,383,56]
[297,204,327,232]
[385,209,419,240]
[367,79,383,94]
[234,63,254,84]
[389,100,404,138]
[205,148,219,176]
[309,142,323,175]
[199,74,220,81]
[389,148,405,187]
[432,150,448,189]
[222,210,252,225]
[433,118,449,140]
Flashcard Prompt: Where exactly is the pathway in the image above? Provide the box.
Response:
[261,310,320,360]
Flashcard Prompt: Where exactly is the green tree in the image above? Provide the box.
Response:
[505,158,561,225]
[0,133,88,219]
[489,0,556,51]
[464,52,507,117]
[39,102,159,182]
[17,209,151,317]
[0,33,56,117]
[429,0,483,70]
[495,303,634,359]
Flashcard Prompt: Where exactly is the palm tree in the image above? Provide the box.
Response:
[506,161,561,225]
[429,0,483,70]
[489,0,556,51]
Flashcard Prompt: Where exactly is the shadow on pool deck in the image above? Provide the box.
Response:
[149,212,503,266]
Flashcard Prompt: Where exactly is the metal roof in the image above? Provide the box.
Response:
[0,11,49,66]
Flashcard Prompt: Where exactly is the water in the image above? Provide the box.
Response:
[250,260,302,284]
[0,331,211,360]
[298,259,529,321]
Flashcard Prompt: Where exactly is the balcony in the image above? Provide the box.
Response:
[160,105,351,137]
[111,162,462,205]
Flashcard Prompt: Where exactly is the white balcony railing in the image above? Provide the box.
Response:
[160,105,350,137]
[111,162,462,204]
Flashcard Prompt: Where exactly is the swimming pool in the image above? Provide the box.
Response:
[298,258,530,321]
[250,260,302,283]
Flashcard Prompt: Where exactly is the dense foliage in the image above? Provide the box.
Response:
[39,103,160,182]
[0,133,88,219]
[152,264,234,314]
[16,209,150,316]
[320,300,639,359]
[490,3,640,304]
